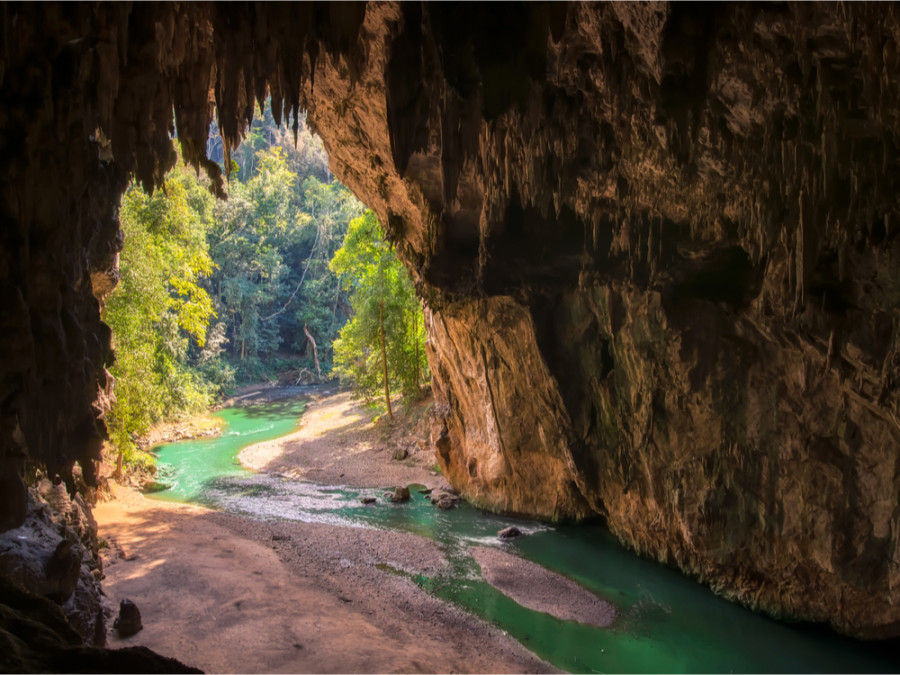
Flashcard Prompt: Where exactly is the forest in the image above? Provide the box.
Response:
[104,106,429,469]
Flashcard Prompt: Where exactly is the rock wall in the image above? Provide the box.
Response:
[2,2,900,639]
[0,478,107,645]
[314,3,900,639]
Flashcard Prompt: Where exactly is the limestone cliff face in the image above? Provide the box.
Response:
[2,2,900,640]
[313,3,900,639]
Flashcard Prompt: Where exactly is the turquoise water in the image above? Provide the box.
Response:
[151,400,899,674]
[149,399,305,502]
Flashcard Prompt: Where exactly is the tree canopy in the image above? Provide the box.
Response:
[104,105,427,470]
[330,210,429,416]
[105,157,218,467]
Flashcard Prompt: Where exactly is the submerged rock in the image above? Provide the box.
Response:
[360,497,377,505]
[497,527,523,541]
[429,489,461,511]
[390,487,410,503]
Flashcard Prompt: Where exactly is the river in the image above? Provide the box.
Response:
[150,398,898,674]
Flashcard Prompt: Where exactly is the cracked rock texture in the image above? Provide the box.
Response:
[0,479,107,645]
[2,2,900,640]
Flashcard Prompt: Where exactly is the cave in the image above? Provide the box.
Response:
[2,1,900,666]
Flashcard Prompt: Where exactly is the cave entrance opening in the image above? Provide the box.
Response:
[105,98,430,487]
[102,101,355,477]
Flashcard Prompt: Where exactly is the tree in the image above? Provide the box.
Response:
[104,105,368,472]
[285,175,364,368]
[105,159,218,471]
[329,210,429,416]
[210,147,298,360]
[209,143,362,381]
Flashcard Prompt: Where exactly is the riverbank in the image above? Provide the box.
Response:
[135,383,317,452]
[94,387,555,673]
[239,388,447,490]
[95,485,551,673]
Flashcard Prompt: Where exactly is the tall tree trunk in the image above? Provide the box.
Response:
[380,301,393,420]
[304,323,322,380]
[413,310,420,389]
[329,282,341,334]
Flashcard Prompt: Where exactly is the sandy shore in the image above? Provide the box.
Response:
[239,388,449,491]
[94,389,556,674]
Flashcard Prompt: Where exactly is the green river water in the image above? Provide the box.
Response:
[151,398,899,674]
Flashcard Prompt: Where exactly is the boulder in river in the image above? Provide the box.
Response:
[142,481,172,494]
[114,598,143,637]
[498,527,523,541]
[360,497,377,505]
[429,489,461,510]
[390,487,410,503]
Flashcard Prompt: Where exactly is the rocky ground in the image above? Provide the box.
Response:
[93,386,556,674]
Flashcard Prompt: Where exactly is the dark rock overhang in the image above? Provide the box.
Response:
[2,2,900,638]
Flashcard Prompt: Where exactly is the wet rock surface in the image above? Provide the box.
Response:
[498,527,523,541]
[2,2,900,640]
[390,486,411,504]
[429,488,462,511]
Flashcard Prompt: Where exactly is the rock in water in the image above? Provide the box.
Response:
[497,527,522,541]
[141,481,172,494]
[429,489,461,510]
[390,487,410,503]
[360,497,377,505]
[114,599,142,637]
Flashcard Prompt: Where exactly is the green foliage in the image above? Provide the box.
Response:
[330,211,429,408]
[211,147,297,360]
[106,102,370,471]
[209,142,362,383]
[105,160,220,461]
[218,105,330,185]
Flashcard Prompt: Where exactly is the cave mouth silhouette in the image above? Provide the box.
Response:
[4,1,900,648]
